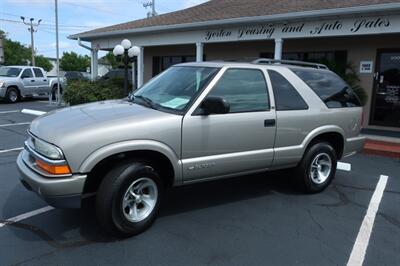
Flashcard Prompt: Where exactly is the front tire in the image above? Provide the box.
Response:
[295,142,337,193]
[96,161,163,237]
[5,87,19,103]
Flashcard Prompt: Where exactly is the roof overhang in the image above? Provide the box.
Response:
[69,3,400,41]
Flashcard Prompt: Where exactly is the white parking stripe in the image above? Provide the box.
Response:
[0,206,54,228]
[21,109,46,116]
[337,162,352,171]
[0,147,23,154]
[347,175,388,266]
[0,110,20,114]
[0,122,31,127]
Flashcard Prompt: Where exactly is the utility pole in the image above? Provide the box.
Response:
[55,0,61,106]
[20,16,41,66]
[143,0,157,17]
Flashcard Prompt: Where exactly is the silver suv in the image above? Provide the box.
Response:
[17,59,365,237]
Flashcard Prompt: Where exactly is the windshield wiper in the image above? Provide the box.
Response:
[132,95,159,110]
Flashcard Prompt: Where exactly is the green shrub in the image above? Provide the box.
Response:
[63,78,125,106]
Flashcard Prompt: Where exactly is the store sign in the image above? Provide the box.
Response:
[360,61,373,73]
[203,16,398,42]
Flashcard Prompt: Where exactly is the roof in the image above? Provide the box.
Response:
[71,0,400,39]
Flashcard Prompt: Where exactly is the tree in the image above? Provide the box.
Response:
[102,51,120,69]
[35,55,53,72]
[1,30,52,70]
[60,51,90,71]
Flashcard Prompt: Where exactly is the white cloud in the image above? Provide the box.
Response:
[49,41,71,49]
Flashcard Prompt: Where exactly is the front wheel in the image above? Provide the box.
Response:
[5,87,19,103]
[295,142,337,193]
[96,161,163,237]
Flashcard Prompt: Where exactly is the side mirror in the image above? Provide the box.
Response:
[200,96,230,115]
[21,75,29,79]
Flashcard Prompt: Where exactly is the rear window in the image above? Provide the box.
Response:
[33,68,44,77]
[291,68,361,108]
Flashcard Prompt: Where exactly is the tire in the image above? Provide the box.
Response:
[5,87,19,103]
[51,85,62,101]
[295,142,337,193]
[96,161,164,237]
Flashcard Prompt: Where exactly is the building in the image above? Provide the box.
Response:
[70,0,400,132]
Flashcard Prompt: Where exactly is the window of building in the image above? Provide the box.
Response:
[21,68,33,78]
[260,51,347,75]
[152,55,198,76]
[207,68,269,113]
[291,68,361,108]
[268,70,308,111]
[33,68,44,77]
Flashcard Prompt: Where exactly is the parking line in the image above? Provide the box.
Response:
[0,110,20,114]
[337,162,351,171]
[347,175,388,266]
[0,122,31,127]
[21,109,46,116]
[0,147,23,154]
[0,206,54,228]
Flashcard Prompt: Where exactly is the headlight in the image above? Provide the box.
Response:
[0,81,5,87]
[29,136,64,160]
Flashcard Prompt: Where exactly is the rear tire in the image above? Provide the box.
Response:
[5,87,19,103]
[51,85,62,101]
[295,142,337,193]
[96,161,163,237]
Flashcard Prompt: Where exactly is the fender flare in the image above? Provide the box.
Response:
[301,125,345,151]
[78,139,182,184]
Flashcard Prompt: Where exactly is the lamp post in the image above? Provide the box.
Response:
[113,39,140,96]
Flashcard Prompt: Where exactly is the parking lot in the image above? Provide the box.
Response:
[0,100,399,266]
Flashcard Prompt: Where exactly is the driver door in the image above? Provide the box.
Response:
[181,68,276,182]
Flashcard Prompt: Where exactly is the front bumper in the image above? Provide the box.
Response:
[344,136,366,157]
[17,150,86,208]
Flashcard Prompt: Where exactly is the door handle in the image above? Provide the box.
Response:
[43,79,47,82]
[264,119,276,127]
[31,80,35,82]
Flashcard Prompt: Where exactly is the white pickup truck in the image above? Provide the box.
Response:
[0,65,64,103]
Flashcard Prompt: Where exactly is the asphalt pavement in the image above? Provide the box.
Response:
[0,100,399,266]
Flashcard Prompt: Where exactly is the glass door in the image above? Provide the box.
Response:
[370,50,400,127]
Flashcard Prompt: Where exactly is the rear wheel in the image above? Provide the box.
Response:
[51,85,62,101]
[295,142,337,193]
[5,87,19,103]
[96,161,163,237]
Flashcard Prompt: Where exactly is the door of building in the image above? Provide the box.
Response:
[370,50,400,128]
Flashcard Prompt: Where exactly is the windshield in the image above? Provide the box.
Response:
[0,67,22,77]
[133,66,220,113]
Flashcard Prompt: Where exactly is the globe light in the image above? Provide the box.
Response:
[128,46,141,58]
[113,44,124,56]
[121,39,132,50]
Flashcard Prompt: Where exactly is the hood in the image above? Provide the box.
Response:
[30,99,180,145]
[0,76,20,83]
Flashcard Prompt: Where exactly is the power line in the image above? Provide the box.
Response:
[0,18,94,29]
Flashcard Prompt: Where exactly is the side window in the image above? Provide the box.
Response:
[33,68,44,77]
[292,69,361,108]
[21,69,33,78]
[268,70,308,111]
[208,68,269,113]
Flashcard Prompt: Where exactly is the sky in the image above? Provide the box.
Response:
[0,0,208,58]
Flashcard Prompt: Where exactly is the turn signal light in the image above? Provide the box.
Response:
[36,159,71,175]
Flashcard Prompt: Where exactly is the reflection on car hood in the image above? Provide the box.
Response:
[29,99,176,144]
